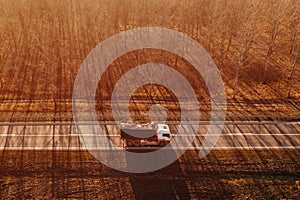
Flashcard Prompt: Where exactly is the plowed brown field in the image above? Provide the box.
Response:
[0,150,299,199]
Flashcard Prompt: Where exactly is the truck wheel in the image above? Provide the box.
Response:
[134,140,141,147]
[127,140,133,147]
[159,141,166,147]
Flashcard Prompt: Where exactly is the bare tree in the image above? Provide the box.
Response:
[232,1,261,98]
[288,41,299,98]
[262,20,279,83]
[233,36,256,98]
[262,1,288,83]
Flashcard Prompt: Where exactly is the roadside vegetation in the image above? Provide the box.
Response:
[0,0,299,121]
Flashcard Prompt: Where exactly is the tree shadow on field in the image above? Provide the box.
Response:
[127,149,191,200]
[240,62,286,84]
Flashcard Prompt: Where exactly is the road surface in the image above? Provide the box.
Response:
[0,121,299,150]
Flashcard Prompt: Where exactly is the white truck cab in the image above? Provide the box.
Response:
[156,124,171,142]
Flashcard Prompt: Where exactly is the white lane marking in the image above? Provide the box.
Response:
[0,134,120,137]
[224,133,300,136]
[0,133,299,137]
[0,121,299,126]
[1,146,300,150]
[193,146,300,150]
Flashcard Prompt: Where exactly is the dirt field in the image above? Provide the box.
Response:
[0,150,299,199]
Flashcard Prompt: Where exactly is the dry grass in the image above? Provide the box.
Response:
[0,149,299,199]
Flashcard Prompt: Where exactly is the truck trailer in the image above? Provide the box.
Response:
[120,122,171,148]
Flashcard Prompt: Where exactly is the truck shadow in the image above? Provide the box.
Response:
[127,149,191,200]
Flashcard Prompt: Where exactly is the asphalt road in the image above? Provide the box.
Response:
[0,121,299,150]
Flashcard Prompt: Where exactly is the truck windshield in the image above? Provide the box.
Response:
[162,133,170,138]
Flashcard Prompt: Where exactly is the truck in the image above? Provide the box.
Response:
[120,121,171,148]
